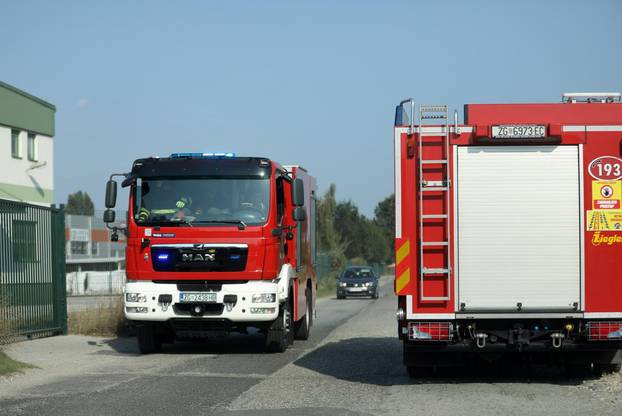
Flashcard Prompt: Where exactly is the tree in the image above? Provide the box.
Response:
[316,184,347,273]
[373,194,395,262]
[66,191,95,216]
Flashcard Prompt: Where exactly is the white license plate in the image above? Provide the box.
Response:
[491,125,546,138]
[348,287,365,292]
[179,292,217,303]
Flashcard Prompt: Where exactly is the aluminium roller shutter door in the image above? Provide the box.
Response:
[457,145,581,311]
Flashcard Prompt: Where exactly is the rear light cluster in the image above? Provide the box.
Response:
[587,321,622,340]
[408,322,452,341]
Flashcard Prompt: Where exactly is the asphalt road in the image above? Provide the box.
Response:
[2,277,622,416]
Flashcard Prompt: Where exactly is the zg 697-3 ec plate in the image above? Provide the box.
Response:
[491,125,546,139]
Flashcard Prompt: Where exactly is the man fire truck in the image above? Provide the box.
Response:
[393,93,622,376]
[103,153,317,353]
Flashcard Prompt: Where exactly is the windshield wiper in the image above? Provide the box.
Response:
[192,220,247,230]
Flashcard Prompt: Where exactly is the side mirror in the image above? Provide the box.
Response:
[105,179,117,208]
[291,178,305,207]
[103,209,116,223]
[293,206,306,222]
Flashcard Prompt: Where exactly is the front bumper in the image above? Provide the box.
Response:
[124,280,279,322]
[337,287,376,297]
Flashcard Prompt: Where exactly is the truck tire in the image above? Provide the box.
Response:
[294,288,312,340]
[137,324,162,354]
[265,300,293,353]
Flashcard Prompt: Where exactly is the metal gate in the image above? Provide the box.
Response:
[0,199,67,341]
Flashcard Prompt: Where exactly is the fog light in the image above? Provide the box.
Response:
[250,307,276,314]
[126,293,147,303]
[252,293,276,303]
[126,306,148,313]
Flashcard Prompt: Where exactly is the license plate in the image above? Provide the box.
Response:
[179,292,217,303]
[348,287,365,292]
[491,125,546,139]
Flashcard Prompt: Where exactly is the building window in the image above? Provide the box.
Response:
[11,130,21,159]
[91,243,99,256]
[12,220,37,262]
[27,133,37,161]
[71,241,88,255]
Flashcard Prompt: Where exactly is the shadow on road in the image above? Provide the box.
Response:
[293,336,592,386]
[96,331,269,357]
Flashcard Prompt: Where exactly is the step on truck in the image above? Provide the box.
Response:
[103,153,317,353]
[393,93,622,376]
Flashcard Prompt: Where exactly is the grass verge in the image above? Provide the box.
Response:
[68,297,128,337]
[317,277,337,298]
[0,350,34,377]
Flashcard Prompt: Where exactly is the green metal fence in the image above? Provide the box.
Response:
[0,199,67,342]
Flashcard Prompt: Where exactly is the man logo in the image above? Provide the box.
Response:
[182,253,216,262]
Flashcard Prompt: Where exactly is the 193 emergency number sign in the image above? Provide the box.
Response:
[589,156,622,180]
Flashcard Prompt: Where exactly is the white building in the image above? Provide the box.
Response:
[0,80,55,206]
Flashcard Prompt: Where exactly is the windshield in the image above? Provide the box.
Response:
[133,177,270,226]
[343,268,374,278]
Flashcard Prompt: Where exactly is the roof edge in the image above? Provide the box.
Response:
[0,80,56,111]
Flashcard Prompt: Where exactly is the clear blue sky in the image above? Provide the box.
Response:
[2,0,621,216]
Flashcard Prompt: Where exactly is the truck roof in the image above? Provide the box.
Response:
[465,102,622,125]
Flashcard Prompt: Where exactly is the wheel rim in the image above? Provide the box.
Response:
[284,304,291,332]
[305,299,310,327]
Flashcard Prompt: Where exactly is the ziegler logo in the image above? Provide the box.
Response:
[182,252,216,262]
[591,232,622,246]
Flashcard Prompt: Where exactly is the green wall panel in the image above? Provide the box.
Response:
[0,81,55,136]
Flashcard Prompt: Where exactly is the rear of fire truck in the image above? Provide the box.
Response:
[393,93,622,376]
[103,153,317,354]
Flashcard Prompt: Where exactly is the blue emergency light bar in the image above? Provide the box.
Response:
[169,152,236,159]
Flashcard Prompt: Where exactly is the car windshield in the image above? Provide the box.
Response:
[133,177,270,226]
[343,268,374,278]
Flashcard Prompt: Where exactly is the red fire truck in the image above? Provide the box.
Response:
[393,93,622,375]
[103,154,317,353]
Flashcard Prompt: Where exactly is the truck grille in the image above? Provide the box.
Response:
[150,246,248,272]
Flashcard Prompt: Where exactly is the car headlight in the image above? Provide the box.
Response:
[364,282,372,287]
[252,293,276,303]
[339,282,347,288]
[126,293,147,303]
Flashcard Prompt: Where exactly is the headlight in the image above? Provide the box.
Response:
[252,293,276,303]
[339,282,347,288]
[364,282,373,287]
[126,293,147,303]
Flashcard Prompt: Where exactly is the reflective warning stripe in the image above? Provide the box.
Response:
[395,239,410,294]
[396,240,410,265]
[395,269,410,294]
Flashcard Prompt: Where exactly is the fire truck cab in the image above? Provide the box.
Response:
[104,153,317,354]
[393,93,622,375]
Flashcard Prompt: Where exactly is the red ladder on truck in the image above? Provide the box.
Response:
[418,105,451,301]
